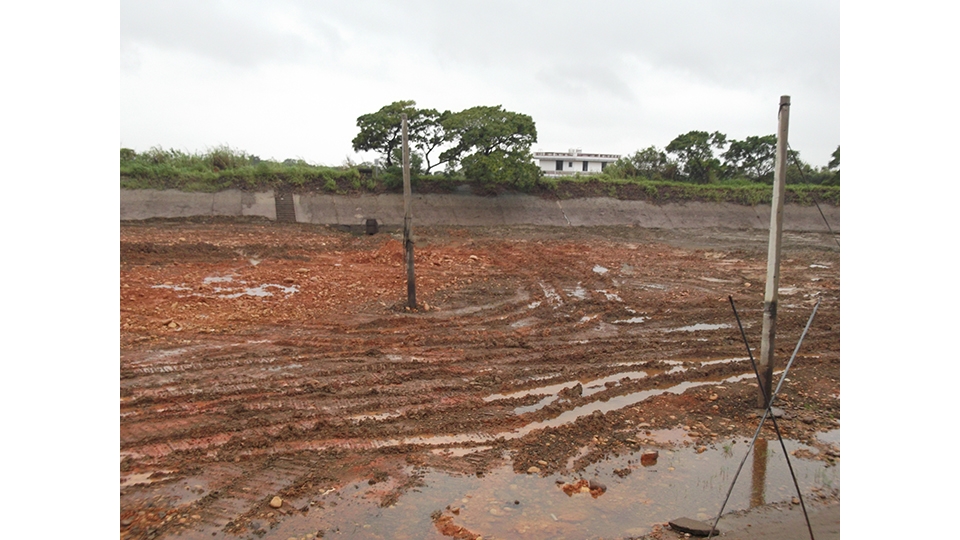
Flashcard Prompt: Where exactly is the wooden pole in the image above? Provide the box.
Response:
[401,114,417,309]
[758,95,790,408]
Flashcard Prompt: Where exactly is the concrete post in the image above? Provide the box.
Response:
[401,114,416,309]
[758,96,791,408]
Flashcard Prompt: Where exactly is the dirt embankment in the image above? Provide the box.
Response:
[120,219,840,540]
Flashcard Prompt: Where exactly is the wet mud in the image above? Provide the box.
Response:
[120,220,840,539]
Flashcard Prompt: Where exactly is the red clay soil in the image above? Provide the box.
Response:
[120,218,840,539]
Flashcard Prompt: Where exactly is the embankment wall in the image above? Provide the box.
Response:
[120,189,839,231]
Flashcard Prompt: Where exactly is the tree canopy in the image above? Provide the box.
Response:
[665,131,728,184]
[351,100,418,167]
[722,135,777,182]
[353,102,539,186]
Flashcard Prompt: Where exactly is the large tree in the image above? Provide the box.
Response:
[608,146,673,180]
[353,102,540,186]
[409,108,455,174]
[351,100,419,167]
[439,105,540,186]
[722,135,777,181]
[665,130,728,183]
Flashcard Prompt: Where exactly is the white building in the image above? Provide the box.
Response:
[533,149,620,176]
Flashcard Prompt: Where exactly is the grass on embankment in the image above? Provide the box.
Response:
[120,147,839,206]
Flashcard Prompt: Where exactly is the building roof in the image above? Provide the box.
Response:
[533,149,620,161]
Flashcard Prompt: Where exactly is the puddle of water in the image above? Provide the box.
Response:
[485,371,648,414]
[593,265,609,275]
[614,316,647,324]
[514,395,562,415]
[220,283,299,299]
[700,277,734,283]
[202,275,235,284]
[810,264,830,269]
[264,441,838,540]
[150,284,191,291]
[526,301,542,309]
[430,446,493,457]
[120,470,174,487]
[580,371,647,397]
[351,411,403,423]
[665,323,732,333]
[597,289,622,302]
[700,357,749,367]
[265,363,302,372]
[510,371,651,416]
[539,283,562,305]
[484,381,576,404]
[513,373,753,436]
[816,428,840,448]
[643,427,693,445]
[578,315,598,324]
[511,317,537,329]
[564,283,588,300]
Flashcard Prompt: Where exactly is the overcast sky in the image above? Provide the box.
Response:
[120,0,839,167]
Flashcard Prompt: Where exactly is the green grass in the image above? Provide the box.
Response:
[119,146,363,192]
[120,146,839,206]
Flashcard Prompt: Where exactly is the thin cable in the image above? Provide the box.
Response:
[787,143,840,248]
[708,298,821,537]
[721,296,816,540]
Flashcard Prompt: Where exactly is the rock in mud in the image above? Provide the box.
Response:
[527,466,540,474]
[269,496,283,509]
[641,450,659,466]
[559,383,583,398]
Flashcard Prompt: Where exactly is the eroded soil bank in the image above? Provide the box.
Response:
[120,218,840,539]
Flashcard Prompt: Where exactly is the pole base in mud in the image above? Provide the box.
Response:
[669,517,719,537]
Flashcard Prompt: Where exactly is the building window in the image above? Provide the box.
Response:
[568,162,573,168]
[582,161,589,172]
[601,162,607,170]
[556,160,563,171]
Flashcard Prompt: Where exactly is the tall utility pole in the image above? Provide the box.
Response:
[758,95,790,409]
[401,114,417,309]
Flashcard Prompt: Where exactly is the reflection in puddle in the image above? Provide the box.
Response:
[642,427,692,445]
[430,446,492,457]
[510,317,537,328]
[817,428,840,448]
[614,316,647,324]
[264,441,838,540]
[120,470,173,487]
[350,411,402,423]
[564,283,588,300]
[485,371,649,416]
[220,283,298,298]
[539,283,562,305]
[665,323,732,332]
[202,275,235,284]
[150,283,191,291]
[514,373,754,436]
[700,357,748,367]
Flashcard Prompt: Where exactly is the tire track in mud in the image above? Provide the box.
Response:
[121,223,840,539]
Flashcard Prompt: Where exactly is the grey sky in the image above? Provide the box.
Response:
[120,0,839,167]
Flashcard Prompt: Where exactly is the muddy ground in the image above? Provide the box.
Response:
[120,218,840,539]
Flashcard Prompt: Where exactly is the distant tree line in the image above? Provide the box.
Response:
[353,101,839,188]
[607,131,839,186]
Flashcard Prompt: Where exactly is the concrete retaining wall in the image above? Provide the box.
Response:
[121,189,839,232]
[120,189,276,220]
